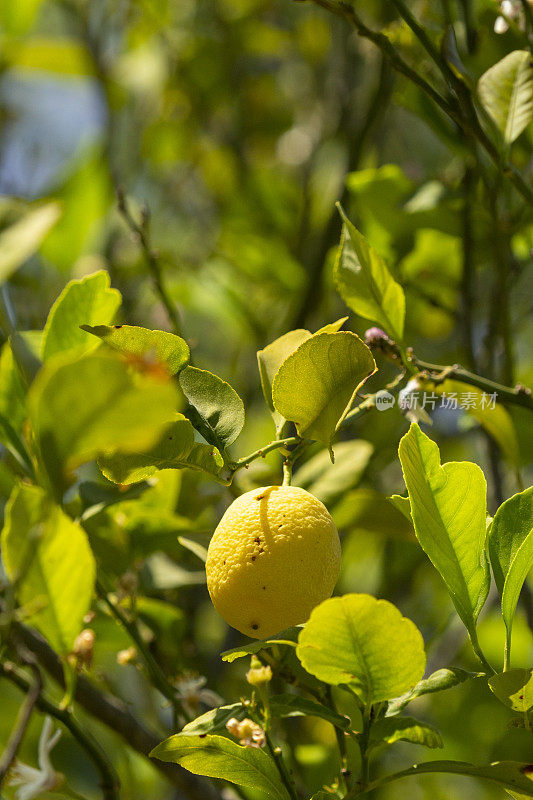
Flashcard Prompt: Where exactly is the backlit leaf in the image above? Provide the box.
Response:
[272,332,376,446]
[334,205,405,341]
[478,51,533,145]
[0,483,95,654]
[296,593,426,704]
[42,271,121,360]
[398,423,490,637]
[489,487,533,648]
[27,351,179,496]
[81,324,189,375]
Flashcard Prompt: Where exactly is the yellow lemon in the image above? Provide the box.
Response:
[206,485,341,638]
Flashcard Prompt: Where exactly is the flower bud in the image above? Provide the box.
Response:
[246,656,273,686]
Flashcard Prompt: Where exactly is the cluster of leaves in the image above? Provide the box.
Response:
[0,0,533,799]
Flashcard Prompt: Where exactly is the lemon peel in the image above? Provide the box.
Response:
[206,485,341,638]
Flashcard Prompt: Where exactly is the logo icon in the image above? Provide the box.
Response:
[375,390,396,411]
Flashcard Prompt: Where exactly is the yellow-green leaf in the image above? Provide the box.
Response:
[272,332,376,446]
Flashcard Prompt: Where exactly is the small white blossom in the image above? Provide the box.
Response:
[226,717,266,748]
[175,674,223,718]
[8,717,62,800]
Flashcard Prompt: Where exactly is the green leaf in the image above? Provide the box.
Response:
[369,716,443,749]
[269,694,350,730]
[296,594,426,704]
[369,760,533,797]
[181,704,246,736]
[387,668,479,715]
[0,483,95,654]
[179,366,244,448]
[334,205,405,341]
[178,535,208,563]
[489,669,533,713]
[490,488,533,594]
[257,329,311,431]
[398,423,490,637]
[478,51,533,145]
[0,342,26,431]
[293,440,373,504]
[388,494,412,522]
[81,324,189,375]
[0,202,61,284]
[42,271,121,360]
[272,332,376,446]
[27,351,179,496]
[489,487,533,648]
[150,734,291,800]
[99,415,224,484]
[221,627,301,663]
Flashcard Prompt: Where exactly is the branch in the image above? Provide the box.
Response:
[0,662,42,788]
[116,188,183,337]
[8,619,221,800]
[409,355,533,410]
[305,0,533,207]
[0,659,120,800]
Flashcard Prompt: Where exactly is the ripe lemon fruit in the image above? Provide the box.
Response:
[206,485,341,638]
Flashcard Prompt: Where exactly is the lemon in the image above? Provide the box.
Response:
[206,485,341,638]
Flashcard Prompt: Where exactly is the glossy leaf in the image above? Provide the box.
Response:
[293,440,373,504]
[387,668,479,715]
[179,366,244,447]
[27,352,179,495]
[369,716,443,749]
[489,487,533,644]
[42,271,121,360]
[478,51,533,145]
[81,324,189,375]
[0,483,95,654]
[334,204,405,341]
[99,414,224,484]
[150,734,291,800]
[398,423,490,637]
[272,332,376,446]
[0,202,61,284]
[296,594,426,704]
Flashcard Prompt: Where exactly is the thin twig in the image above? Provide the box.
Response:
[408,355,533,411]
[116,188,183,337]
[95,581,187,718]
[0,660,120,800]
[0,662,42,788]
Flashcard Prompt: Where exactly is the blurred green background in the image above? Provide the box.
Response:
[0,0,532,798]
